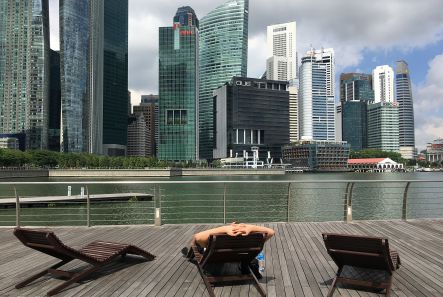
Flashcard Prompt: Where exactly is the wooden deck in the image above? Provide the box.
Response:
[0,220,442,297]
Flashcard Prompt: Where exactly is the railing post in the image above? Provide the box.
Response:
[402,182,411,220]
[86,185,91,227]
[154,184,161,226]
[345,182,354,223]
[287,182,291,222]
[14,186,20,227]
[223,183,226,224]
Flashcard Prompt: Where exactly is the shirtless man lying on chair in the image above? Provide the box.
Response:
[182,222,275,257]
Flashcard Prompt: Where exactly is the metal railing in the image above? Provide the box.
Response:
[0,180,442,227]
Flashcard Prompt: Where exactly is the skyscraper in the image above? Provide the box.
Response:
[134,99,157,157]
[288,86,299,142]
[127,113,148,157]
[373,65,394,103]
[141,95,159,155]
[49,50,61,152]
[102,0,129,156]
[266,22,297,83]
[60,0,91,153]
[340,73,374,150]
[396,60,416,159]
[367,102,399,152]
[199,0,249,160]
[340,73,374,103]
[60,0,128,155]
[158,7,199,161]
[213,77,289,160]
[342,101,367,150]
[299,48,336,141]
[0,0,50,150]
[266,22,298,143]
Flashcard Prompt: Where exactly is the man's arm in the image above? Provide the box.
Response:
[240,224,275,240]
[193,225,242,247]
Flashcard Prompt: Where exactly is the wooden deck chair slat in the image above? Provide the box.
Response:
[13,228,155,296]
[322,233,401,297]
[190,232,267,297]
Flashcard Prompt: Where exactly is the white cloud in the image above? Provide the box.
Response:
[414,54,443,150]
[49,0,59,50]
[48,0,443,108]
[247,33,267,78]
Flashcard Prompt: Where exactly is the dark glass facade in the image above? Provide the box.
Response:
[102,0,128,153]
[60,0,90,153]
[340,73,374,102]
[158,9,199,161]
[342,101,367,150]
[213,77,289,159]
[173,6,199,27]
[49,50,61,151]
[340,73,374,151]
[395,61,415,148]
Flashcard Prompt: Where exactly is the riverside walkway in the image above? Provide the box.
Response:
[0,220,442,297]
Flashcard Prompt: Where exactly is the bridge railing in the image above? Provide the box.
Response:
[0,180,442,227]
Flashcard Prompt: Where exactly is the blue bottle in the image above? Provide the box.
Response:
[256,251,265,274]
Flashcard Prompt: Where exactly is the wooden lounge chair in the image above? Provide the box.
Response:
[322,233,401,297]
[14,228,155,296]
[188,232,267,297]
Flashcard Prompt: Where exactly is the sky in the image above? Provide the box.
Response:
[48,0,443,151]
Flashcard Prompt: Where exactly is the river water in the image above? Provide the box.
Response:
[0,172,442,226]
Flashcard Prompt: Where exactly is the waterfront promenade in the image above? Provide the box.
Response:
[0,219,442,297]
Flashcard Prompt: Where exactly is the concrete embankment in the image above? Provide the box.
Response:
[49,169,173,177]
[0,169,48,179]
[181,168,285,176]
[48,168,285,177]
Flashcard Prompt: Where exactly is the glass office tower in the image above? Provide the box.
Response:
[367,102,400,152]
[340,73,374,103]
[60,0,90,153]
[158,8,199,161]
[396,60,416,159]
[0,0,50,149]
[299,48,336,141]
[60,0,128,155]
[102,0,128,156]
[199,0,249,160]
[340,73,374,150]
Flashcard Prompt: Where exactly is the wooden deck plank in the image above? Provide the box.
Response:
[0,219,441,297]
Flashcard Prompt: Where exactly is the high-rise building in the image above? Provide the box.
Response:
[342,101,367,150]
[396,60,416,159]
[299,48,335,141]
[134,99,157,156]
[340,73,374,103]
[340,73,374,150]
[60,0,128,155]
[60,0,91,153]
[141,95,159,155]
[158,7,199,161]
[0,0,50,150]
[373,65,394,103]
[288,86,298,142]
[127,113,148,157]
[49,50,61,152]
[266,22,297,84]
[102,0,129,156]
[213,77,289,160]
[199,0,249,160]
[367,102,399,152]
